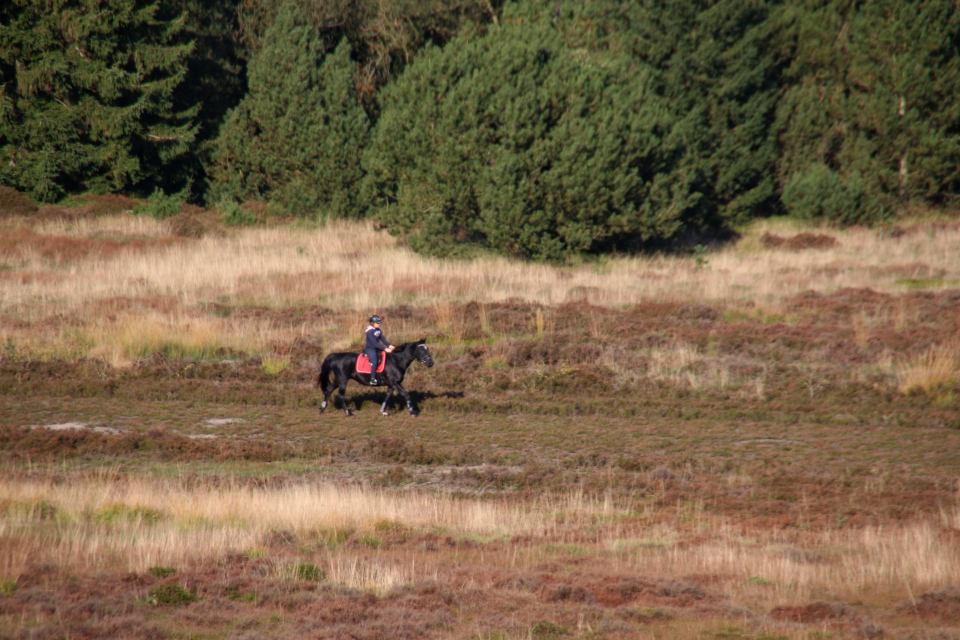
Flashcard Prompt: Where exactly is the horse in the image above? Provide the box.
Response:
[317,339,434,417]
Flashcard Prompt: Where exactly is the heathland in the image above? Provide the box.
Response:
[1,200,960,639]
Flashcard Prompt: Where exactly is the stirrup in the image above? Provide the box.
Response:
[369,377,378,386]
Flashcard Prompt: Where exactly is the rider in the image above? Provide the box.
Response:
[364,315,394,386]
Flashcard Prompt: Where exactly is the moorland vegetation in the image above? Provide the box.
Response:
[0,200,959,638]
[2,0,960,638]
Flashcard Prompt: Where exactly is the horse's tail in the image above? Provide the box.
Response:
[317,355,333,389]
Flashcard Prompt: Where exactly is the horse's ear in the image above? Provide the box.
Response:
[419,337,426,344]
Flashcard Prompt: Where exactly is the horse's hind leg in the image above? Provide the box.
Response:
[338,382,353,416]
[320,382,336,414]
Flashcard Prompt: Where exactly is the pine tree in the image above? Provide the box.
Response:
[208,0,369,218]
[630,0,786,226]
[165,0,248,200]
[0,0,198,202]
[776,0,960,221]
[236,0,501,102]
[364,5,692,261]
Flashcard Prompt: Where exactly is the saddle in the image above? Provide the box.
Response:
[355,353,386,374]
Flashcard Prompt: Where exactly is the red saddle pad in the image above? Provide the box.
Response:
[356,354,386,374]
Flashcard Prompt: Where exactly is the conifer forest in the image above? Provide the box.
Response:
[2,0,959,259]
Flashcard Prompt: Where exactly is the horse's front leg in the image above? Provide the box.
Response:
[392,382,418,417]
[379,389,393,417]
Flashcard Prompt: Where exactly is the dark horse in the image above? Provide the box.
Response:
[317,340,434,416]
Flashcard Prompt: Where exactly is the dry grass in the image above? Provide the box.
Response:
[2,215,959,361]
[3,211,959,639]
[897,341,960,394]
[600,341,735,391]
[4,217,959,311]
[609,521,960,604]
[0,474,537,579]
[2,473,957,604]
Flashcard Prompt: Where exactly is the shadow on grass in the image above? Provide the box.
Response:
[347,390,465,412]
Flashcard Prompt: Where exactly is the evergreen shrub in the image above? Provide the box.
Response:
[218,199,257,226]
[781,164,867,225]
[149,584,197,606]
[364,7,694,261]
[136,189,183,220]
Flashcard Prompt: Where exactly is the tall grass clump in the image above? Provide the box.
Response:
[113,313,222,361]
[897,342,959,394]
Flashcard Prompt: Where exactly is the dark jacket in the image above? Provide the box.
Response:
[365,326,391,352]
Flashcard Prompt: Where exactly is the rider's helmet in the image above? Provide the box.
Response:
[369,315,382,324]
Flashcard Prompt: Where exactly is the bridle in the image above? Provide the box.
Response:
[416,343,433,365]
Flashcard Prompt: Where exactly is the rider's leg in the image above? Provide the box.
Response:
[363,348,378,385]
[372,351,383,385]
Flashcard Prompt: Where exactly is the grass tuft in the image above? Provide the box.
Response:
[897,342,960,394]
[90,503,165,525]
[287,562,326,582]
[531,621,569,636]
[261,355,290,375]
[149,584,197,606]
[148,566,177,579]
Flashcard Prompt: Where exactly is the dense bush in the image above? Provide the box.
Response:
[136,189,183,220]
[781,164,869,225]
[149,584,197,606]
[364,6,696,261]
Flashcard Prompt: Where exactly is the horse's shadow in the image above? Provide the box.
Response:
[347,390,464,412]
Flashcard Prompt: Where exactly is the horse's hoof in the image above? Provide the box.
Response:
[380,411,389,417]
[410,412,420,418]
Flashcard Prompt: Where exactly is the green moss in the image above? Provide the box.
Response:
[90,503,165,525]
[148,566,177,579]
[531,621,569,636]
[149,584,197,606]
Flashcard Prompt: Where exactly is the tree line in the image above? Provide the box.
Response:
[2,0,959,260]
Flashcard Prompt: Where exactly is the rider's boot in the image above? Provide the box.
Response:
[369,373,378,386]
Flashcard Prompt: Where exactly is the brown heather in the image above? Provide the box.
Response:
[1,207,959,639]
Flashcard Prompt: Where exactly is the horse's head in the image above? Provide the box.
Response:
[414,339,434,368]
